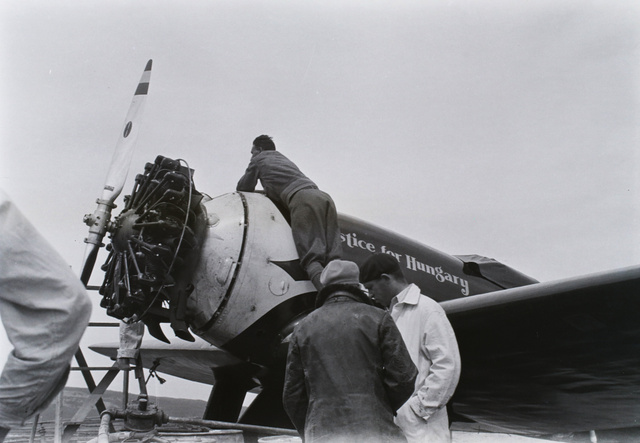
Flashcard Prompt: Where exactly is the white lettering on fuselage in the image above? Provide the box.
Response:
[341,232,376,252]
[405,254,469,295]
[340,232,470,296]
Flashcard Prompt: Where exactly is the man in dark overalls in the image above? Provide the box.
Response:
[237,135,342,290]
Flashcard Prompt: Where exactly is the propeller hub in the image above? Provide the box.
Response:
[111,209,138,253]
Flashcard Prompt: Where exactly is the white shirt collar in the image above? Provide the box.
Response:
[391,283,420,309]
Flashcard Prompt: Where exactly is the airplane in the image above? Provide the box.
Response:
[81,60,640,441]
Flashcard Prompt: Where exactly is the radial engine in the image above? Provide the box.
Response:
[98,155,207,343]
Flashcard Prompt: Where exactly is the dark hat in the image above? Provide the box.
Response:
[359,253,401,284]
[320,260,361,287]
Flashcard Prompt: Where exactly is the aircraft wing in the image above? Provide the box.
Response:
[90,337,244,386]
[441,265,640,435]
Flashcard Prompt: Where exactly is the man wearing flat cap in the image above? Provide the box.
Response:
[360,253,461,443]
[283,259,417,443]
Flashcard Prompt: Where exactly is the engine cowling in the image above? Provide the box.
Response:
[187,191,316,358]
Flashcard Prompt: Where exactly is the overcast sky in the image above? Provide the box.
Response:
[1,0,639,400]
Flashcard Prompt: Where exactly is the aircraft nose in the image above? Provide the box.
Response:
[189,191,316,354]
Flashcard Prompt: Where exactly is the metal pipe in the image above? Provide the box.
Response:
[98,412,112,443]
[71,366,133,371]
[28,414,39,443]
[168,416,299,437]
[123,369,130,409]
[54,392,63,443]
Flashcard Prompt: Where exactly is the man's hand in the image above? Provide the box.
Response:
[394,399,427,432]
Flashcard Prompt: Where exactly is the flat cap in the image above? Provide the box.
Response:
[320,260,361,287]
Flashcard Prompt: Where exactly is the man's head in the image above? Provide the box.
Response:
[252,134,276,155]
[316,260,370,307]
[360,253,408,308]
[320,259,361,287]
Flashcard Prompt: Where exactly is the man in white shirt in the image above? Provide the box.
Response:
[360,253,461,443]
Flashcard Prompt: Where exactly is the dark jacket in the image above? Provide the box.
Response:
[236,150,317,207]
[283,285,417,443]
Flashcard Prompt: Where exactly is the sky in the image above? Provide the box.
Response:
[0,0,639,401]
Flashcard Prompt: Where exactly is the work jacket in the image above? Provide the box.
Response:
[283,285,417,443]
[236,150,317,208]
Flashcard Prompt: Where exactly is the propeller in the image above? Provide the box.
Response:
[80,61,204,344]
[81,60,153,286]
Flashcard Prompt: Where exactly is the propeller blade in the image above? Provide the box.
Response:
[102,59,153,204]
[80,243,100,286]
[81,60,153,285]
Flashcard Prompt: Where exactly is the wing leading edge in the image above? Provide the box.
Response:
[441,265,640,435]
[89,338,243,386]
